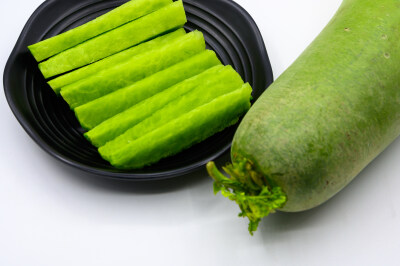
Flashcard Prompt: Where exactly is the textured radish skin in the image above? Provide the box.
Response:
[60,30,205,109]
[231,0,400,212]
[48,29,186,93]
[38,0,186,78]
[99,65,244,156]
[75,50,220,130]
[101,84,252,170]
[28,0,172,62]
[84,63,232,148]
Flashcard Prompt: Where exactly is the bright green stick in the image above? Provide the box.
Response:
[99,83,253,169]
[28,0,172,62]
[61,30,205,109]
[38,0,186,78]
[84,64,230,148]
[99,65,244,156]
[75,50,221,130]
[48,29,186,94]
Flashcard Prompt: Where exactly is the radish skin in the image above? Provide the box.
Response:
[208,0,400,234]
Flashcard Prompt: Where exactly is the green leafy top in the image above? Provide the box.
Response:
[207,158,287,235]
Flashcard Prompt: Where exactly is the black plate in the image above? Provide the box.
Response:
[3,0,273,180]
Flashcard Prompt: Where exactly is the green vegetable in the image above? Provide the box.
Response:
[99,65,244,155]
[99,83,252,169]
[28,0,172,62]
[85,64,229,148]
[38,0,186,78]
[61,30,205,109]
[75,50,221,130]
[48,29,186,94]
[208,0,400,235]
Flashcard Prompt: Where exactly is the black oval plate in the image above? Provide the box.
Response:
[3,0,273,180]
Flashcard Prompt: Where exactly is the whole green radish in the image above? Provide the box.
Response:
[207,0,400,234]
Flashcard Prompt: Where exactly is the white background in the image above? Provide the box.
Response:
[1,0,400,265]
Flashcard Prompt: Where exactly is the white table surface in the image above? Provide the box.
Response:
[1,0,400,265]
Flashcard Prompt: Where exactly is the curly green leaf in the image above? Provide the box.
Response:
[207,160,287,235]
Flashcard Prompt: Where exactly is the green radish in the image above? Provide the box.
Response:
[99,65,244,156]
[208,0,400,235]
[60,30,205,109]
[75,50,221,130]
[99,83,253,169]
[85,64,229,148]
[38,0,186,78]
[28,0,172,62]
[48,29,186,94]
